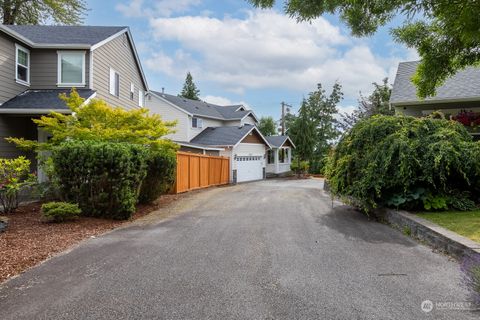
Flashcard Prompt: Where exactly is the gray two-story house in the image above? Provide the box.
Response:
[0,25,148,172]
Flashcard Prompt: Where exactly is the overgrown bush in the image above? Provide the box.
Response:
[138,149,176,204]
[42,202,81,222]
[52,141,148,220]
[0,157,36,213]
[291,159,310,177]
[326,115,480,212]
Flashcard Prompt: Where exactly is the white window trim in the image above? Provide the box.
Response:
[57,50,86,87]
[138,89,144,107]
[109,68,120,97]
[15,44,30,86]
[192,117,203,129]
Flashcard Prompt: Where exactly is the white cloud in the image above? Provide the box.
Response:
[116,0,201,18]
[202,95,251,110]
[145,10,403,97]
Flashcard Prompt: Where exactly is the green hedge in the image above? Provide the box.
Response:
[138,149,176,204]
[52,141,148,220]
[326,115,480,211]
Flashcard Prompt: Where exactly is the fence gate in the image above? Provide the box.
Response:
[175,152,230,193]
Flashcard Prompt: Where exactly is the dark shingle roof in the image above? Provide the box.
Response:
[3,25,126,45]
[190,125,257,146]
[390,61,480,105]
[0,89,96,110]
[265,136,288,148]
[152,92,254,121]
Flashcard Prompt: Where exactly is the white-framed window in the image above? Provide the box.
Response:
[138,89,144,107]
[15,44,30,86]
[57,51,86,87]
[192,117,203,128]
[109,68,120,97]
[130,83,135,100]
[267,150,275,164]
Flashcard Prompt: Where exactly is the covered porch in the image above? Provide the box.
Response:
[265,136,295,176]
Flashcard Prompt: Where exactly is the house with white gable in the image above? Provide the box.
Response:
[147,91,295,183]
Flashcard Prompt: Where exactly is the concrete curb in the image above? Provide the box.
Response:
[373,208,480,260]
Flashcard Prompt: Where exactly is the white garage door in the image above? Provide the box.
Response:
[236,155,263,182]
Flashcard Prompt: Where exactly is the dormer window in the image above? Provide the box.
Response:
[192,117,203,128]
[15,44,30,86]
[57,51,86,87]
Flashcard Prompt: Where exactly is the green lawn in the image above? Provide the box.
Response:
[417,210,480,243]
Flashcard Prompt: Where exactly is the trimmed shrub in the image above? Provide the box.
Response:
[52,141,148,220]
[138,149,176,204]
[326,115,480,212]
[42,202,81,222]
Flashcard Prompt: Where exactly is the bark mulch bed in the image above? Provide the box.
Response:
[0,193,183,284]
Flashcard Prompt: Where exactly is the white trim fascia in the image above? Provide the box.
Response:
[241,111,259,123]
[57,50,87,87]
[233,126,272,149]
[149,91,193,116]
[92,28,150,92]
[176,142,224,151]
[0,109,72,114]
[80,92,97,106]
[391,96,480,107]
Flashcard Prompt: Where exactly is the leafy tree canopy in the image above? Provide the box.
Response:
[257,116,277,136]
[8,90,178,152]
[1,0,87,25]
[247,0,480,98]
[339,78,393,131]
[179,72,200,101]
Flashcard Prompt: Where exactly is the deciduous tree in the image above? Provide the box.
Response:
[257,116,277,136]
[1,0,87,25]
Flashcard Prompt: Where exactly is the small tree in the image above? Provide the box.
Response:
[8,89,178,153]
[257,116,277,136]
[289,99,316,162]
[179,72,200,101]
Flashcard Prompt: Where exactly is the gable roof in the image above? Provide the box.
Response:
[0,89,96,114]
[0,25,148,91]
[265,135,296,148]
[150,91,258,122]
[390,61,480,106]
[190,124,271,148]
[2,25,126,46]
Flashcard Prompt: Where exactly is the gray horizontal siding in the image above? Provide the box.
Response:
[92,33,146,110]
[0,33,28,104]
[0,115,37,169]
[30,49,90,89]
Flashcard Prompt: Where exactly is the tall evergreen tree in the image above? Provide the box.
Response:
[179,72,200,101]
[1,0,87,25]
[289,99,316,162]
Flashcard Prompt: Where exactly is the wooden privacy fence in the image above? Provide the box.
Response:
[175,152,230,193]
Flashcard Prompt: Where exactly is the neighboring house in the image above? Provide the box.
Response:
[391,61,480,117]
[147,92,273,183]
[0,25,148,174]
[265,136,295,176]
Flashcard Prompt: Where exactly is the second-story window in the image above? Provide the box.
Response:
[109,68,120,97]
[57,51,85,87]
[192,117,203,128]
[130,83,134,100]
[15,44,30,85]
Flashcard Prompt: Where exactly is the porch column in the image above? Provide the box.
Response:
[287,147,292,164]
[274,148,279,174]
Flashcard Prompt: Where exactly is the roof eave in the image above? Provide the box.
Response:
[391,95,480,107]
[233,126,272,149]
[0,108,72,114]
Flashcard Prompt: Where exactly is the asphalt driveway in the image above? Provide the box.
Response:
[0,179,477,319]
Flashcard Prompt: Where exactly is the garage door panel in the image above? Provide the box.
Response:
[236,155,263,182]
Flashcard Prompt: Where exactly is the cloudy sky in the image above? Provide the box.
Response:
[86,0,418,118]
